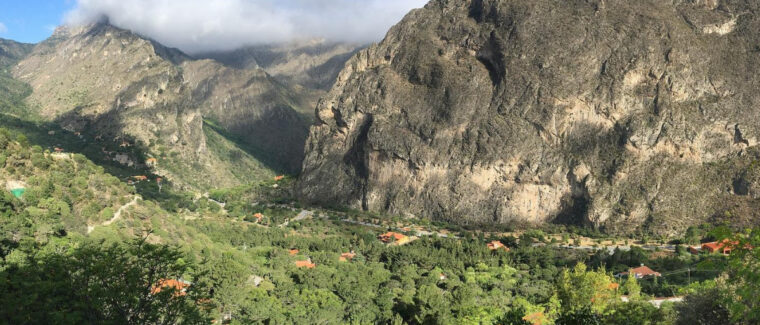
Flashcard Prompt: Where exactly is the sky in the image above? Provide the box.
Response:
[0,0,75,44]
[0,0,427,53]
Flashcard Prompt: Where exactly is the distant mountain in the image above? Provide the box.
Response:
[10,23,309,190]
[201,40,364,91]
[0,38,34,68]
[299,0,760,235]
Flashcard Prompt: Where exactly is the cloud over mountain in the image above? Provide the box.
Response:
[64,0,428,54]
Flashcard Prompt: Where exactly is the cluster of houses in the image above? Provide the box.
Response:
[378,232,411,245]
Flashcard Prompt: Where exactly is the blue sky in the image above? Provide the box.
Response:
[0,0,74,43]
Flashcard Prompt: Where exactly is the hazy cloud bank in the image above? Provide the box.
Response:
[0,22,7,34]
[65,0,428,53]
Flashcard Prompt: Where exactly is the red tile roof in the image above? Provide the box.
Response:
[620,265,661,277]
[151,279,189,296]
[487,241,509,251]
[289,249,299,256]
[378,232,407,243]
[295,260,316,268]
[339,252,356,261]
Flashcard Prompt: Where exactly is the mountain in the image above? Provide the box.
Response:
[298,0,760,235]
[10,23,309,189]
[0,39,34,68]
[201,40,363,91]
[200,40,364,119]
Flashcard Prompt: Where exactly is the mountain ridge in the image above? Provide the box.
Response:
[298,0,760,235]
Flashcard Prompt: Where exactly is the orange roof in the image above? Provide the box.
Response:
[254,213,264,219]
[54,147,64,152]
[339,252,356,261]
[289,249,300,256]
[151,279,189,296]
[608,283,620,290]
[378,232,407,243]
[487,241,508,251]
[274,175,284,181]
[702,239,744,254]
[146,158,157,163]
[621,266,661,277]
[295,260,316,268]
[132,175,148,181]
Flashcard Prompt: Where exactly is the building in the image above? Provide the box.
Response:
[54,147,64,153]
[146,158,158,167]
[339,251,356,262]
[151,279,190,297]
[378,232,409,244]
[274,175,285,181]
[253,213,264,223]
[617,265,661,279]
[487,240,509,251]
[289,249,300,256]
[295,259,316,269]
[701,239,740,255]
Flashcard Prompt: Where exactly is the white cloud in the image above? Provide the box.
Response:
[64,0,428,54]
[0,22,7,34]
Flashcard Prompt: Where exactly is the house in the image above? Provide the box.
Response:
[339,251,356,262]
[295,259,316,269]
[132,175,149,182]
[151,279,190,297]
[378,232,409,244]
[688,246,701,255]
[253,213,264,223]
[289,249,300,256]
[146,158,158,167]
[54,147,64,153]
[274,175,285,181]
[487,240,509,251]
[617,265,661,279]
[120,141,131,148]
[701,239,741,255]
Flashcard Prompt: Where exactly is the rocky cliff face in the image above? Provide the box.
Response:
[299,0,760,235]
[13,23,307,189]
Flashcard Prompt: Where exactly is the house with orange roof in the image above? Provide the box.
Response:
[701,239,743,255]
[295,259,316,269]
[289,249,300,256]
[339,251,356,262]
[487,240,509,251]
[253,213,264,223]
[132,175,149,182]
[274,175,284,181]
[617,265,661,279]
[146,158,158,167]
[151,279,190,297]
[378,232,409,244]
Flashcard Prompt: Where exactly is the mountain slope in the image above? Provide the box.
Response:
[11,23,308,189]
[299,0,760,235]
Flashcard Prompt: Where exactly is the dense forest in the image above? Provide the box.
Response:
[1,127,759,324]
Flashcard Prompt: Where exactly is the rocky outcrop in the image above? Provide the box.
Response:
[13,23,307,189]
[299,0,760,235]
[0,39,33,68]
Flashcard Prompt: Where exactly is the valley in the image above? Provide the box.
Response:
[1,0,760,324]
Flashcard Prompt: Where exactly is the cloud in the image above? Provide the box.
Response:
[64,0,428,54]
[0,22,7,34]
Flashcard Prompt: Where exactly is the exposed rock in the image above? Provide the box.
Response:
[299,0,760,235]
[12,23,309,189]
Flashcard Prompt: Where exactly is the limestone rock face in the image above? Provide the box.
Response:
[299,0,760,235]
[13,23,308,189]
